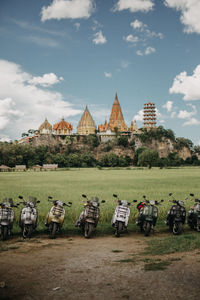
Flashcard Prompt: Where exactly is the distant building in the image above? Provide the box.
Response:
[77,106,96,135]
[143,102,156,128]
[54,118,73,135]
[38,118,52,135]
[108,93,127,132]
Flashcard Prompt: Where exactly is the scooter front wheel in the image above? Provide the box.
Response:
[173,222,183,235]
[1,226,8,241]
[144,222,151,237]
[115,221,123,237]
[50,222,58,239]
[23,225,33,239]
[196,219,200,232]
[84,223,94,239]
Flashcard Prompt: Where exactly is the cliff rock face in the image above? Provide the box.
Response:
[29,134,192,161]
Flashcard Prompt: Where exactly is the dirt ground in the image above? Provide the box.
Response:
[0,233,200,300]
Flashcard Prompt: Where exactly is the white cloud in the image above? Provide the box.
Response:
[163,100,173,112]
[120,60,130,69]
[183,118,200,126]
[169,65,200,100]
[0,59,82,140]
[0,135,11,142]
[130,19,145,30]
[28,73,63,87]
[27,36,60,47]
[74,22,80,31]
[164,0,200,34]
[104,72,112,78]
[133,109,144,122]
[145,46,156,55]
[123,34,139,43]
[171,111,176,118]
[113,0,154,13]
[41,0,95,22]
[92,19,103,31]
[136,50,143,56]
[93,31,107,45]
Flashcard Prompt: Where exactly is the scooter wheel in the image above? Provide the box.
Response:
[50,223,58,239]
[1,226,8,241]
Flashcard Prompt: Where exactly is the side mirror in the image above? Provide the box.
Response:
[102,200,106,203]
[48,196,53,199]
[18,196,23,199]
[133,200,137,202]
[113,194,118,198]
[190,193,194,197]
[17,203,20,206]
[128,202,130,206]
[37,200,40,203]
[143,195,146,199]
[63,203,67,206]
[68,201,72,205]
[82,194,87,198]
[169,193,172,196]
[161,199,164,202]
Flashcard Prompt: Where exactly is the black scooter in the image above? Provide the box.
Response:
[166,193,186,235]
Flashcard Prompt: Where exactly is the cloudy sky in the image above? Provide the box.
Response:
[0,0,200,144]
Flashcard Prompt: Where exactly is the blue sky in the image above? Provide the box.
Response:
[0,0,200,145]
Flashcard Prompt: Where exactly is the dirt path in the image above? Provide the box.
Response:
[0,233,200,300]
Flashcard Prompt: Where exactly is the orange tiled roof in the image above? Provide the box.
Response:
[53,118,73,131]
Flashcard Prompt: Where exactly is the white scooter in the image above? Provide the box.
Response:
[0,198,16,241]
[18,196,40,238]
[112,194,136,237]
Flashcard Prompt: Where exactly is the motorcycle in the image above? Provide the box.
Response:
[112,194,137,237]
[75,194,105,238]
[188,193,200,232]
[166,193,186,235]
[18,196,40,238]
[0,198,18,241]
[136,195,163,236]
[46,196,72,239]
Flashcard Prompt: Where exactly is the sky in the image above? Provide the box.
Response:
[0,0,200,145]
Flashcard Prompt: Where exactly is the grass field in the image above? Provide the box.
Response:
[0,167,199,232]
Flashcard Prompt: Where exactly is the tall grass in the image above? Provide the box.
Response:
[0,167,199,232]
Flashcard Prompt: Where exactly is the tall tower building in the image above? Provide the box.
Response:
[143,102,156,128]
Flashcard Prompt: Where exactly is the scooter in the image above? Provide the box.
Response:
[46,196,72,239]
[188,193,200,232]
[166,193,186,235]
[112,194,137,237]
[18,196,40,238]
[75,194,105,238]
[0,198,17,241]
[136,195,163,236]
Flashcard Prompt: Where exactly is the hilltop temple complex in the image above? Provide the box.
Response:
[25,93,156,143]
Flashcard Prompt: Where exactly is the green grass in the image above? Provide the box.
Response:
[0,167,200,233]
[144,260,171,271]
[144,232,200,255]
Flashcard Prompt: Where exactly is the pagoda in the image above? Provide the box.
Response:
[53,118,73,135]
[108,93,127,132]
[77,106,96,135]
[38,118,52,135]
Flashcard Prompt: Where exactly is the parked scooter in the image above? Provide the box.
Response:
[18,196,40,238]
[136,195,163,236]
[46,196,72,239]
[75,195,105,238]
[166,193,186,235]
[0,198,17,241]
[188,193,200,232]
[112,194,137,237]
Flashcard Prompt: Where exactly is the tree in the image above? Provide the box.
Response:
[117,136,128,147]
[133,147,147,165]
[138,149,159,169]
